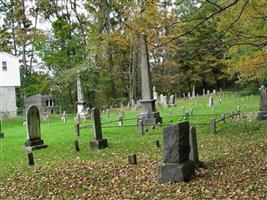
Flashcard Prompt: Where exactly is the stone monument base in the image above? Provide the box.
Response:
[0,132,4,138]
[158,160,195,183]
[25,139,47,150]
[138,112,162,125]
[90,138,108,150]
[257,111,267,120]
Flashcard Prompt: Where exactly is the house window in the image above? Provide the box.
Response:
[2,61,7,71]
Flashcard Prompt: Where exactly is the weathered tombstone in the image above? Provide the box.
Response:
[183,92,186,98]
[128,154,137,165]
[189,126,200,167]
[90,107,108,150]
[207,90,210,95]
[203,89,205,96]
[210,118,216,135]
[187,92,191,99]
[158,122,195,183]
[76,70,89,119]
[168,95,175,107]
[0,122,4,138]
[208,96,214,107]
[138,34,162,125]
[257,85,267,120]
[155,140,160,148]
[192,86,196,99]
[61,111,67,123]
[213,89,216,94]
[25,105,47,150]
[118,116,123,126]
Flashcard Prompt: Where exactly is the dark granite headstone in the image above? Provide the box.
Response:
[25,105,47,150]
[90,108,108,150]
[158,121,195,183]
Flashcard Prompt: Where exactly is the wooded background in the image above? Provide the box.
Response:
[0,0,266,108]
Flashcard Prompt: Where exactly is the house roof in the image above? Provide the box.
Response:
[0,51,20,60]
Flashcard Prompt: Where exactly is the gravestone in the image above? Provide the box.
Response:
[76,70,89,119]
[168,95,175,107]
[208,96,214,107]
[183,93,186,98]
[158,122,195,183]
[203,89,205,96]
[219,98,222,104]
[90,107,108,150]
[0,122,4,138]
[213,89,216,94]
[257,85,267,120]
[207,90,210,95]
[192,86,196,99]
[25,105,47,150]
[189,126,200,167]
[138,34,162,125]
[153,86,158,101]
[187,92,191,99]
[61,111,67,123]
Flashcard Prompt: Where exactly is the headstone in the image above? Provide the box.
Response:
[76,70,89,119]
[25,105,47,150]
[0,122,4,138]
[213,89,216,94]
[192,86,195,99]
[128,154,137,165]
[189,126,200,167]
[219,98,222,104]
[153,86,158,101]
[203,89,205,96]
[158,122,195,183]
[61,111,67,123]
[138,34,162,125]
[168,95,175,106]
[183,92,186,98]
[207,90,210,95]
[187,92,191,99]
[208,96,214,107]
[257,85,267,120]
[90,107,108,150]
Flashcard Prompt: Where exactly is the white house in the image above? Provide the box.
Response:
[0,52,21,118]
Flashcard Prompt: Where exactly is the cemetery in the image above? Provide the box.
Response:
[0,1,267,199]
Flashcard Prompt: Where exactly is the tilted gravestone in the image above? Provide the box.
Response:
[25,105,47,150]
[189,126,200,167]
[138,34,162,125]
[90,107,108,150]
[158,121,195,183]
[257,85,267,120]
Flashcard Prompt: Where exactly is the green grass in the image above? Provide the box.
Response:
[0,91,266,199]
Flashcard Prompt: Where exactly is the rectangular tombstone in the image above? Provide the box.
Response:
[163,122,190,163]
[189,126,200,167]
[25,105,47,150]
[158,121,195,183]
[90,107,108,150]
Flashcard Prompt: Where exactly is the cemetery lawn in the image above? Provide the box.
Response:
[0,92,266,199]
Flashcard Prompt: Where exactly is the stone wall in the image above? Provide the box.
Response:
[0,86,17,118]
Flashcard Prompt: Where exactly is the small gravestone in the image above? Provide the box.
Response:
[208,96,214,107]
[0,122,4,138]
[189,126,200,167]
[27,151,35,166]
[203,89,205,96]
[158,122,195,183]
[168,95,175,107]
[187,92,191,99]
[25,105,47,150]
[207,90,210,95]
[257,85,267,120]
[61,111,67,123]
[90,107,108,150]
[192,86,195,99]
[128,154,137,165]
[213,89,216,94]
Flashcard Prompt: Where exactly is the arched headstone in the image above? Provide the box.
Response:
[25,105,47,150]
